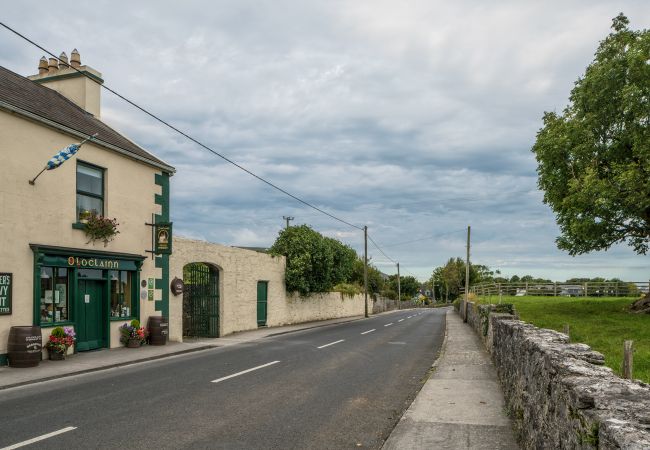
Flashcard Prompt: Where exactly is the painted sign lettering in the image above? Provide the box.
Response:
[67,256,120,269]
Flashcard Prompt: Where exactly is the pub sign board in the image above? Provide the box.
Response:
[0,273,12,315]
[154,222,173,255]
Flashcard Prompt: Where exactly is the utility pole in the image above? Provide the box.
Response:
[432,280,436,303]
[282,216,294,229]
[464,225,471,322]
[364,226,369,318]
[397,262,401,310]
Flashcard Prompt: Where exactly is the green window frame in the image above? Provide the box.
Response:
[38,266,72,326]
[76,161,105,222]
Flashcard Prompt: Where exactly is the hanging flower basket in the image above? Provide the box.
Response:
[84,213,119,247]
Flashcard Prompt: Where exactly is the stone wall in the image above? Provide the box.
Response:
[269,292,366,327]
[460,299,650,449]
[170,238,394,340]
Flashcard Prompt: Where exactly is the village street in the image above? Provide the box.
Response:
[0,309,445,449]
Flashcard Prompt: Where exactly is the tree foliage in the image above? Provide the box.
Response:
[532,14,650,255]
[269,225,358,295]
[387,274,420,298]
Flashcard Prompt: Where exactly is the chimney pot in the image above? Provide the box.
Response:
[47,57,59,74]
[59,52,69,68]
[70,49,81,68]
[38,57,48,75]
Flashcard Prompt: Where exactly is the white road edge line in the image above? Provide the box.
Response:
[384,323,393,327]
[407,316,412,319]
[317,339,345,349]
[211,361,280,383]
[361,329,376,335]
[1,426,77,450]
[398,319,404,322]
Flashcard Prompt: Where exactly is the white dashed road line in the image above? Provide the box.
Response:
[317,339,345,349]
[361,329,376,335]
[1,427,77,450]
[211,361,281,383]
[398,319,404,322]
[384,323,393,327]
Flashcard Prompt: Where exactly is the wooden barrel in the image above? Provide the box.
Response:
[147,316,168,345]
[8,326,42,368]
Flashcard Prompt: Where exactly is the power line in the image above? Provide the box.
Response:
[0,21,364,232]
[367,234,396,264]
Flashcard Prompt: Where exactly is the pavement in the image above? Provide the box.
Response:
[383,308,519,449]
[0,314,369,390]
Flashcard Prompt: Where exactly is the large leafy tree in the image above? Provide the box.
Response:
[269,225,357,295]
[532,14,650,256]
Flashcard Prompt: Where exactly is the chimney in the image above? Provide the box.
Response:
[47,57,59,74]
[59,52,69,68]
[38,57,48,75]
[70,49,81,68]
[28,49,104,118]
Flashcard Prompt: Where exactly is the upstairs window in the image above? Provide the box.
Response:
[76,162,104,221]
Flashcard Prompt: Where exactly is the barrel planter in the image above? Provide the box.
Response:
[148,316,168,346]
[8,326,42,368]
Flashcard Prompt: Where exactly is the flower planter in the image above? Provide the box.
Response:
[48,351,66,361]
[127,339,141,348]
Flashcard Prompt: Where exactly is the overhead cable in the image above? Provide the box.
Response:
[0,21,363,231]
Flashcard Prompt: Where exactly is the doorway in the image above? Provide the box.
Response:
[76,278,106,351]
[183,263,219,338]
[257,281,268,327]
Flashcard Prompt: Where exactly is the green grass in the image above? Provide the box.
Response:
[476,295,650,383]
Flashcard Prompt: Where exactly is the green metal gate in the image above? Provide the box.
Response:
[183,263,219,337]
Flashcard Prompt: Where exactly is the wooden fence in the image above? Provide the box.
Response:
[468,281,649,299]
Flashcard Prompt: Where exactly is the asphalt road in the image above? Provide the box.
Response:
[0,308,446,449]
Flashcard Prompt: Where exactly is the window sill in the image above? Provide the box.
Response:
[40,321,74,328]
[110,317,136,322]
[71,222,86,230]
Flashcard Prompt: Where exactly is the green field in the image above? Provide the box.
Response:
[476,295,650,383]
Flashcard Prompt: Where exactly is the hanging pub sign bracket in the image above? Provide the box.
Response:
[145,214,173,257]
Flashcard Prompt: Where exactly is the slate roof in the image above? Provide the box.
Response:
[0,65,174,172]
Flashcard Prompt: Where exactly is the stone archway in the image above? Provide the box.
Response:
[182,262,219,337]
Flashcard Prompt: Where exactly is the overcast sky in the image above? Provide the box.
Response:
[2,1,649,281]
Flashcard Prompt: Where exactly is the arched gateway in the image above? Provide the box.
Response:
[182,263,219,338]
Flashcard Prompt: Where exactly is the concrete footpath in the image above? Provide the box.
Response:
[383,309,519,449]
[0,314,372,390]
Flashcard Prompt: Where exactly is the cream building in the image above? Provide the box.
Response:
[0,51,175,363]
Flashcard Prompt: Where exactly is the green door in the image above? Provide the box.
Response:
[77,280,105,351]
[257,281,268,327]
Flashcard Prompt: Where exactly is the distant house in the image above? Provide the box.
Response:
[560,285,584,296]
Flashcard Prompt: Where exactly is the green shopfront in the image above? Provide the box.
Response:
[31,245,145,351]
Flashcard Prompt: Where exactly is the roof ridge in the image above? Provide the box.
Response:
[0,65,174,173]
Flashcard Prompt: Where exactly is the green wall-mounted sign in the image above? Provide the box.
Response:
[154,222,173,255]
[0,273,12,315]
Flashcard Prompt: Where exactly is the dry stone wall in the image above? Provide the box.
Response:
[461,300,650,449]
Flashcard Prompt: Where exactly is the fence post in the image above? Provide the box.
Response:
[554,282,557,297]
[584,282,588,297]
[623,340,634,379]
[562,324,570,339]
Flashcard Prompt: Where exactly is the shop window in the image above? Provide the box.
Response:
[76,162,104,221]
[110,271,133,318]
[40,267,69,324]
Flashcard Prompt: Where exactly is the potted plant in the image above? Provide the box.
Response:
[44,326,76,360]
[119,319,146,348]
[78,209,92,224]
[84,213,119,247]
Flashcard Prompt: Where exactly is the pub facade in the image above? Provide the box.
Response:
[0,52,175,363]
